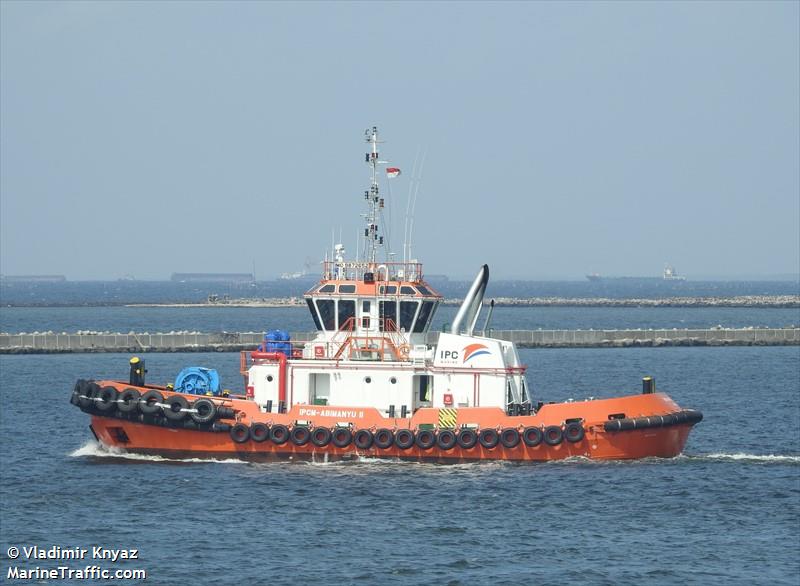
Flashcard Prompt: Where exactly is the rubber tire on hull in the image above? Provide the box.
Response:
[522,427,543,447]
[190,398,217,424]
[500,428,520,449]
[79,382,100,410]
[564,422,585,443]
[436,430,457,451]
[478,429,499,449]
[270,424,290,445]
[395,429,415,450]
[374,429,394,449]
[331,428,352,448]
[230,423,250,443]
[354,430,374,450]
[543,425,563,446]
[95,386,119,412]
[251,423,270,442]
[415,430,436,450]
[117,388,141,413]
[456,429,478,449]
[163,395,189,421]
[311,427,332,447]
[291,426,311,446]
[139,390,164,415]
[70,380,86,406]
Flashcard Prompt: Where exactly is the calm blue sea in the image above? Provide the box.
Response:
[1,304,799,585]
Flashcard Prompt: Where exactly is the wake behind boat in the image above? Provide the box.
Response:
[70,127,702,463]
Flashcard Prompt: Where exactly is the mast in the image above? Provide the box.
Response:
[363,126,385,264]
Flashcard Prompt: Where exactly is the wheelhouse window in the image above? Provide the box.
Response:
[413,301,435,333]
[400,286,416,295]
[339,284,356,293]
[315,299,336,330]
[380,285,397,295]
[379,300,397,331]
[416,285,432,296]
[337,299,355,330]
[306,299,322,330]
[399,300,418,331]
[319,284,336,293]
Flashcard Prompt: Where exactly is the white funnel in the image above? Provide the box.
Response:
[451,265,489,336]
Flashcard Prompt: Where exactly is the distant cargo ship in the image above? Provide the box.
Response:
[171,273,254,283]
[586,265,688,282]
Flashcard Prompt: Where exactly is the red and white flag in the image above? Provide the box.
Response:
[386,167,401,178]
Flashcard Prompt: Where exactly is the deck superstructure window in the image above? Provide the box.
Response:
[413,301,434,333]
[381,285,397,295]
[416,285,432,296]
[319,284,336,293]
[400,286,416,295]
[337,300,355,330]
[339,284,356,293]
[306,299,323,330]
[399,301,418,331]
[316,299,336,331]
[379,300,397,331]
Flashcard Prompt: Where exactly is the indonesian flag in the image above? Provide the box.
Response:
[386,167,401,178]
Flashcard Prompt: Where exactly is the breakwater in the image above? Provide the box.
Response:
[1,328,797,354]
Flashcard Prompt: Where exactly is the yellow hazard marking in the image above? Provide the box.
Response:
[438,408,458,429]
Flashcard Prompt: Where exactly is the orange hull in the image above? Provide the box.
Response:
[79,381,701,463]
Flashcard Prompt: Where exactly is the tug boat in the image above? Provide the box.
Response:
[70,127,702,463]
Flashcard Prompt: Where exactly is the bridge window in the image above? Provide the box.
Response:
[416,285,432,296]
[315,299,336,331]
[337,300,355,330]
[379,300,396,331]
[399,301,418,331]
[306,299,322,330]
[413,301,434,333]
[380,285,397,295]
[319,284,336,293]
[339,284,356,293]
[400,286,416,295]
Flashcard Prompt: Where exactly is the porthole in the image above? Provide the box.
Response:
[365,377,372,384]
[390,377,397,384]
[267,375,274,382]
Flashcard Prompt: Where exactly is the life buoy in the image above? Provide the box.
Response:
[270,424,289,445]
[311,427,332,447]
[250,422,270,442]
[564,422,585,443]
[230,423,250,443]
[436,429,457,450]
[95,386,119,412]
[374,428,394,449]
[354,429,374,450]
[190,398,217,424]
[163,395,189,421]
[138,390,164,415]
[291,426,310,446]
[331,427,352,448]
[395,429,415,450]
[522,427,543,447]
[478,428,499,449]
[117,388,141,413]
[456,429,478,449]
[543,425,563,446]
[415,429,436,450]
[500,428,520,449]
[398,344,410,358]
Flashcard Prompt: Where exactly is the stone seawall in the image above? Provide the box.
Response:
[1,328,797,354]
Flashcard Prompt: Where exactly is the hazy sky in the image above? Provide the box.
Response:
[1,1,798,280]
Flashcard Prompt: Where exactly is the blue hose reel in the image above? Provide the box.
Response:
[174,367,221,395]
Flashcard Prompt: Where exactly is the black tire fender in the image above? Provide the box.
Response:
[478,428,499,449]
[543,425,563,446]
[95,386,119,412]
[230,423,250,443]
[251,422,270,442]
[331,427,352,448]
[415,429,436,450]
[354,429,374,450]
[291,426,311,446]
[395,429,415,450]
[522,427,543,447]
[436,429,457,450]
[117,388,141,413]
[500,428,521,448]
[79,382,100,410]
[270,424,289,445]
[163,394,189,421]
[456,428,478,449]
[190,398,217,424]
[373,428,394,449]
[564,422,585,443]
[310,427,332,447]
[139,390,164,415]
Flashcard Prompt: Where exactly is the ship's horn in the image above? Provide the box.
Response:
[451,264,489,336]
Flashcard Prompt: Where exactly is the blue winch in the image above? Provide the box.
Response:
[259,329,292,356]
[174,367,221,395]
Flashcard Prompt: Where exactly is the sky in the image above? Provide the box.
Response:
[1,1,798,280]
